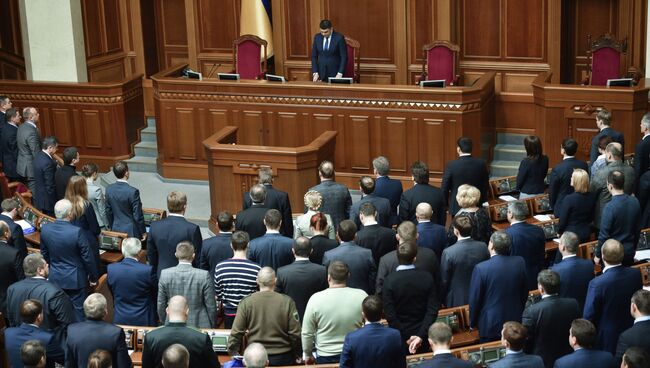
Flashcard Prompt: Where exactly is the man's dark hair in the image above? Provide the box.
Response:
[264,209,282,229]
[217,211,234,231]
[231,231,250,251]
[623,347,650,368]
[396,241,417,265]
[490,231,511,255]
[359,176,375,195]
[41,136,58,150]
[362,295,383,322]
[570,319,597,348]
[359,202,376,218]
[113,161,129,179]
[319,19,332,29]
[63,146,78,165]
[537,269,560,295]
[293,236,312,258]
[452,215,473,238]
[21,340,45,368]
[632,289,650,316]
[562,138,578,156]
[1,198,20,213]
[607,170,625,190]
[337,220,357,242]
[598,135,613,150]
[502,321,527,351]
[318,161,335,179]
[6,107,18,121]
[457,137,473,153]
[328,261,349,284]
[20,299,43,324]
[250,184,267,204]
[411,161,429,184]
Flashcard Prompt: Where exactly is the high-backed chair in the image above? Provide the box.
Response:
[344,36,361,83]
[94,274,115,322]
[232,34,268,80]
[0,172,31,202]
[585,34,627,86]
[417,40,461,86]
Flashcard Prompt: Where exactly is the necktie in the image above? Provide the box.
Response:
[325,37,330,51]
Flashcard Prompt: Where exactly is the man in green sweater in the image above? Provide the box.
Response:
[302,261,368,364]
[228,267,302,366]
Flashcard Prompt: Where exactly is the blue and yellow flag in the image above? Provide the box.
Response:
[240,0,274,57]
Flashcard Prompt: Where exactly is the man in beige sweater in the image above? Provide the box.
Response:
[228,267,301,366]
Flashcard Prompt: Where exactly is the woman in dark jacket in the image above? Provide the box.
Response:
[516,135,549,198]
[556,168,595,243]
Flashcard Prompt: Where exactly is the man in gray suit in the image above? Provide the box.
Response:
[16,107,42,192]
[157,241,217,329]
[308,161,352,230]
[440,215,489,307]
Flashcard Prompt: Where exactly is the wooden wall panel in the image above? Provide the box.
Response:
[418,119,446,173]
[155,0,189,69]
[285,0,311,59]
[194,0,241,75]
[81,110,103,148]
[0,0,25,79]
[348,115,371,170]
[462,0,501,59]
[505,0,546,60]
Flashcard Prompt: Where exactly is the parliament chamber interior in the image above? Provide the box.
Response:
[2,0,650,367]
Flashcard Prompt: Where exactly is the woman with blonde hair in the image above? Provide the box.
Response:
[447,184,492,244]
[294,190,335,239]
[65,175,101,238]
[555,168,595,243]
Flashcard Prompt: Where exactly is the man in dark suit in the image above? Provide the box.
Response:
[107,238,157,326]
[634,113,650,193]
[1,198,28,260]
[40,199,98,321]
[236,184,270,240]
[615,289,650,364]
[349,176,391,229]
[105,161,146,239]
[554,319,616,368]
[242,167,293,237]
[415,203,448,260]
[440,216,489,307]
[0,220,22,317]
[522,270,581,368]
[4,299,65,368]
[591,143,636,229]
[16,107,42,193]
[2,108,21,181]
[376,221,440,296]
[399,161,446,225]
[308,160,352,230]
[549,138,589,210]
[0,95,10,125]
[584,239,643,354]
[311,19,347,82]
[505,200,546,291]
[383,241,439,355]
[248,209,294,270]
[596,170,641,266]
[373,156,403,227]
[33,136,58,216]
[416,322,473,368]
[53,146,78,201]
[469,231,528,342]
[6,253,75,330]
[148,190,203,279]
[490,322,544,368]
[441,137,490,216]
[355,202,397,265]
[640,170,650,229]
[200,211,234,278]
[323,220,376,295]
[65,293,132,368]
[339,295,406,368]
[142,295,220,368]
[590,109,625,166]
[551,232,595,312]
[276,237,328,321]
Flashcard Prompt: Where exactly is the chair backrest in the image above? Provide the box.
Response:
[0,173,12,198]
[587,34,627,86]
[94,274,114,323]
[423,41,460,85]
[233,34,267,80]
[344,37,360,82]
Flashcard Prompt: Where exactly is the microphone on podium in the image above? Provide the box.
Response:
[206,63,222,79]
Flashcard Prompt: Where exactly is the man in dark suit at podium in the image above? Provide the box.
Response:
[590,109,624,166]
[373,156,403,226]
[311,19,347,82]
[242,167,293,238]
[441,137,489,216]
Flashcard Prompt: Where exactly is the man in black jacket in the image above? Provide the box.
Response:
[615,289,650,364]
[235,184,269,240]
[54,146,79,201]
[242,167,293,237]
[399,161,446,225]
[441,137,490,216]
[355,202,397,265]
[0,220,22,317]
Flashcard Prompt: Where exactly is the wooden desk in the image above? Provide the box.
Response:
[152,64,496,187]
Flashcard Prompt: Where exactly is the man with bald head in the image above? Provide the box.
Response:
[229,267,301,366]
[349,176,391,229]
[16,107,42,193]
[415,202,447,260]
[308,161,352,230]
[244,343,268,368]
[236,184,270,240]
[142,296,219,368]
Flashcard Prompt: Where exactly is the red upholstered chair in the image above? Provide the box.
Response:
[585,34,627,86]
[344,37,360,83]
[0,172,31,202]
[232,34,268,80]
[417,41,460,86]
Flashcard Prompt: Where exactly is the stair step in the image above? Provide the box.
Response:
[140,127,157,142]
[124,156,158,173]
[493,144,527,161]
[489,160,520,178]
[496,132,528,146]
[146,117,156,128]
[134,141,158,158]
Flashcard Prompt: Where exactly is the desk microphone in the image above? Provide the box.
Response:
[206,63,222,79]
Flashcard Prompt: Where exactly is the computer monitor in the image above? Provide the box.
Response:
[265,74,286,82]
[99,234,121,251]
[218,73,240,81]
[328,77,353,84]
[23,208,37,227]
[143,212,162,226]
[606,78,633,87]
[420,79,446,88]
[209,333,229,352]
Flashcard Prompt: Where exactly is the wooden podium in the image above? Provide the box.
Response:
[203,126,337,234]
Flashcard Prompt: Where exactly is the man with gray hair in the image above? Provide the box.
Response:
[504,200,546,291]
[32,136,58,216]
[551,231,594,311]
[373,156,403,227]
[40,199,98,321]
[634,112,650,186]
[236,184,270,240]
[242,167,293,237]
[162,344,190,368]
[107,238,157,326]
[229,267,301,366]
[16,106,43,193]
[244,343,269,368]
[158,241,217,328]
[65,293,132,368]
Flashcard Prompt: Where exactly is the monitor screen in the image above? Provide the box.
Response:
[100,235,119,251]
[483,349,500,362]
[39,217,54,226]
[265,74,286,82]
[23,209,37,226]
[420,79,446,88]
[328,77,353,84]
[143,212,161,226]
[606,78,633,87]
[218,73,240,81]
